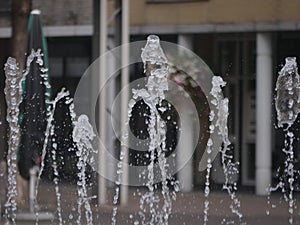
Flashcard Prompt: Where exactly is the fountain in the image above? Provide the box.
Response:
[4,50,53,224]
[2,35,300,225]
[34,87,96,225]
[3,50,58,224]
[35,87,72,225]
[203,76,243,224]
[73,114,97,225]
[4,57,21,225]
[270,56,300,225]
[2,50,85,224]
[2,35,244,225]
[112,35,179,225]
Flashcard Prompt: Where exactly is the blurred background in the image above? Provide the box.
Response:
[0,0,300,212]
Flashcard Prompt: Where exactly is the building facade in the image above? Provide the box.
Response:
[1,0,300,194]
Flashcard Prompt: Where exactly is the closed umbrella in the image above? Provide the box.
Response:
[18,9,51,180]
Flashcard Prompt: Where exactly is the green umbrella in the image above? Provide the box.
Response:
[18,9,52,179]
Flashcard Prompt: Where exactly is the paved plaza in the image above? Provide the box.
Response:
[1,182,300,225]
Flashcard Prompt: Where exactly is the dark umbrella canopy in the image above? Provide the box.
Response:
[18,10,51,179]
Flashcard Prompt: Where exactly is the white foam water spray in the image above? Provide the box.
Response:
[112,35,178,225]
[204,76,243,224]
[35,88,70,225]
[3,49,48,225]
[73,114,97,225]
[271,57,300,224]
[35,88,96,225]
[4,57,21,225]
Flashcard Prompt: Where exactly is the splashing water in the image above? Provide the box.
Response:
[4,50,97,224]
[4,57,21,225]
[73,114,97,225]
[271,57,300,225]
[35,88,70,225]
[111,152,123,225]
[275,57,300,128]
[3,49,49,225]
[112,35,178,225]
[203,130,213,223]
[4,49,95,225]
[34,87,96,225]
[138,35,176,225]
[204,76,243,224]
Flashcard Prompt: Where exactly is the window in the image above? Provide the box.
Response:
[47,37,91,96]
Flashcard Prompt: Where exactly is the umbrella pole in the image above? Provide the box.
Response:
[29,166,39,213]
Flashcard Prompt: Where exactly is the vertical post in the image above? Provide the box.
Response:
[92,0,100,61]
[255,32,272,195]
[120,0,130,205]
[29,166,38,213]
[98,0,107,205]
[178,34,193,50]
[106,38,116,188]
[177,34,194,192]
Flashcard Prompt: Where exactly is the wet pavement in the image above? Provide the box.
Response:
[1,181,300,225]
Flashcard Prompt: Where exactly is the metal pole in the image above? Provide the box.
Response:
[99,0,107,205]
[120,0,130,205]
